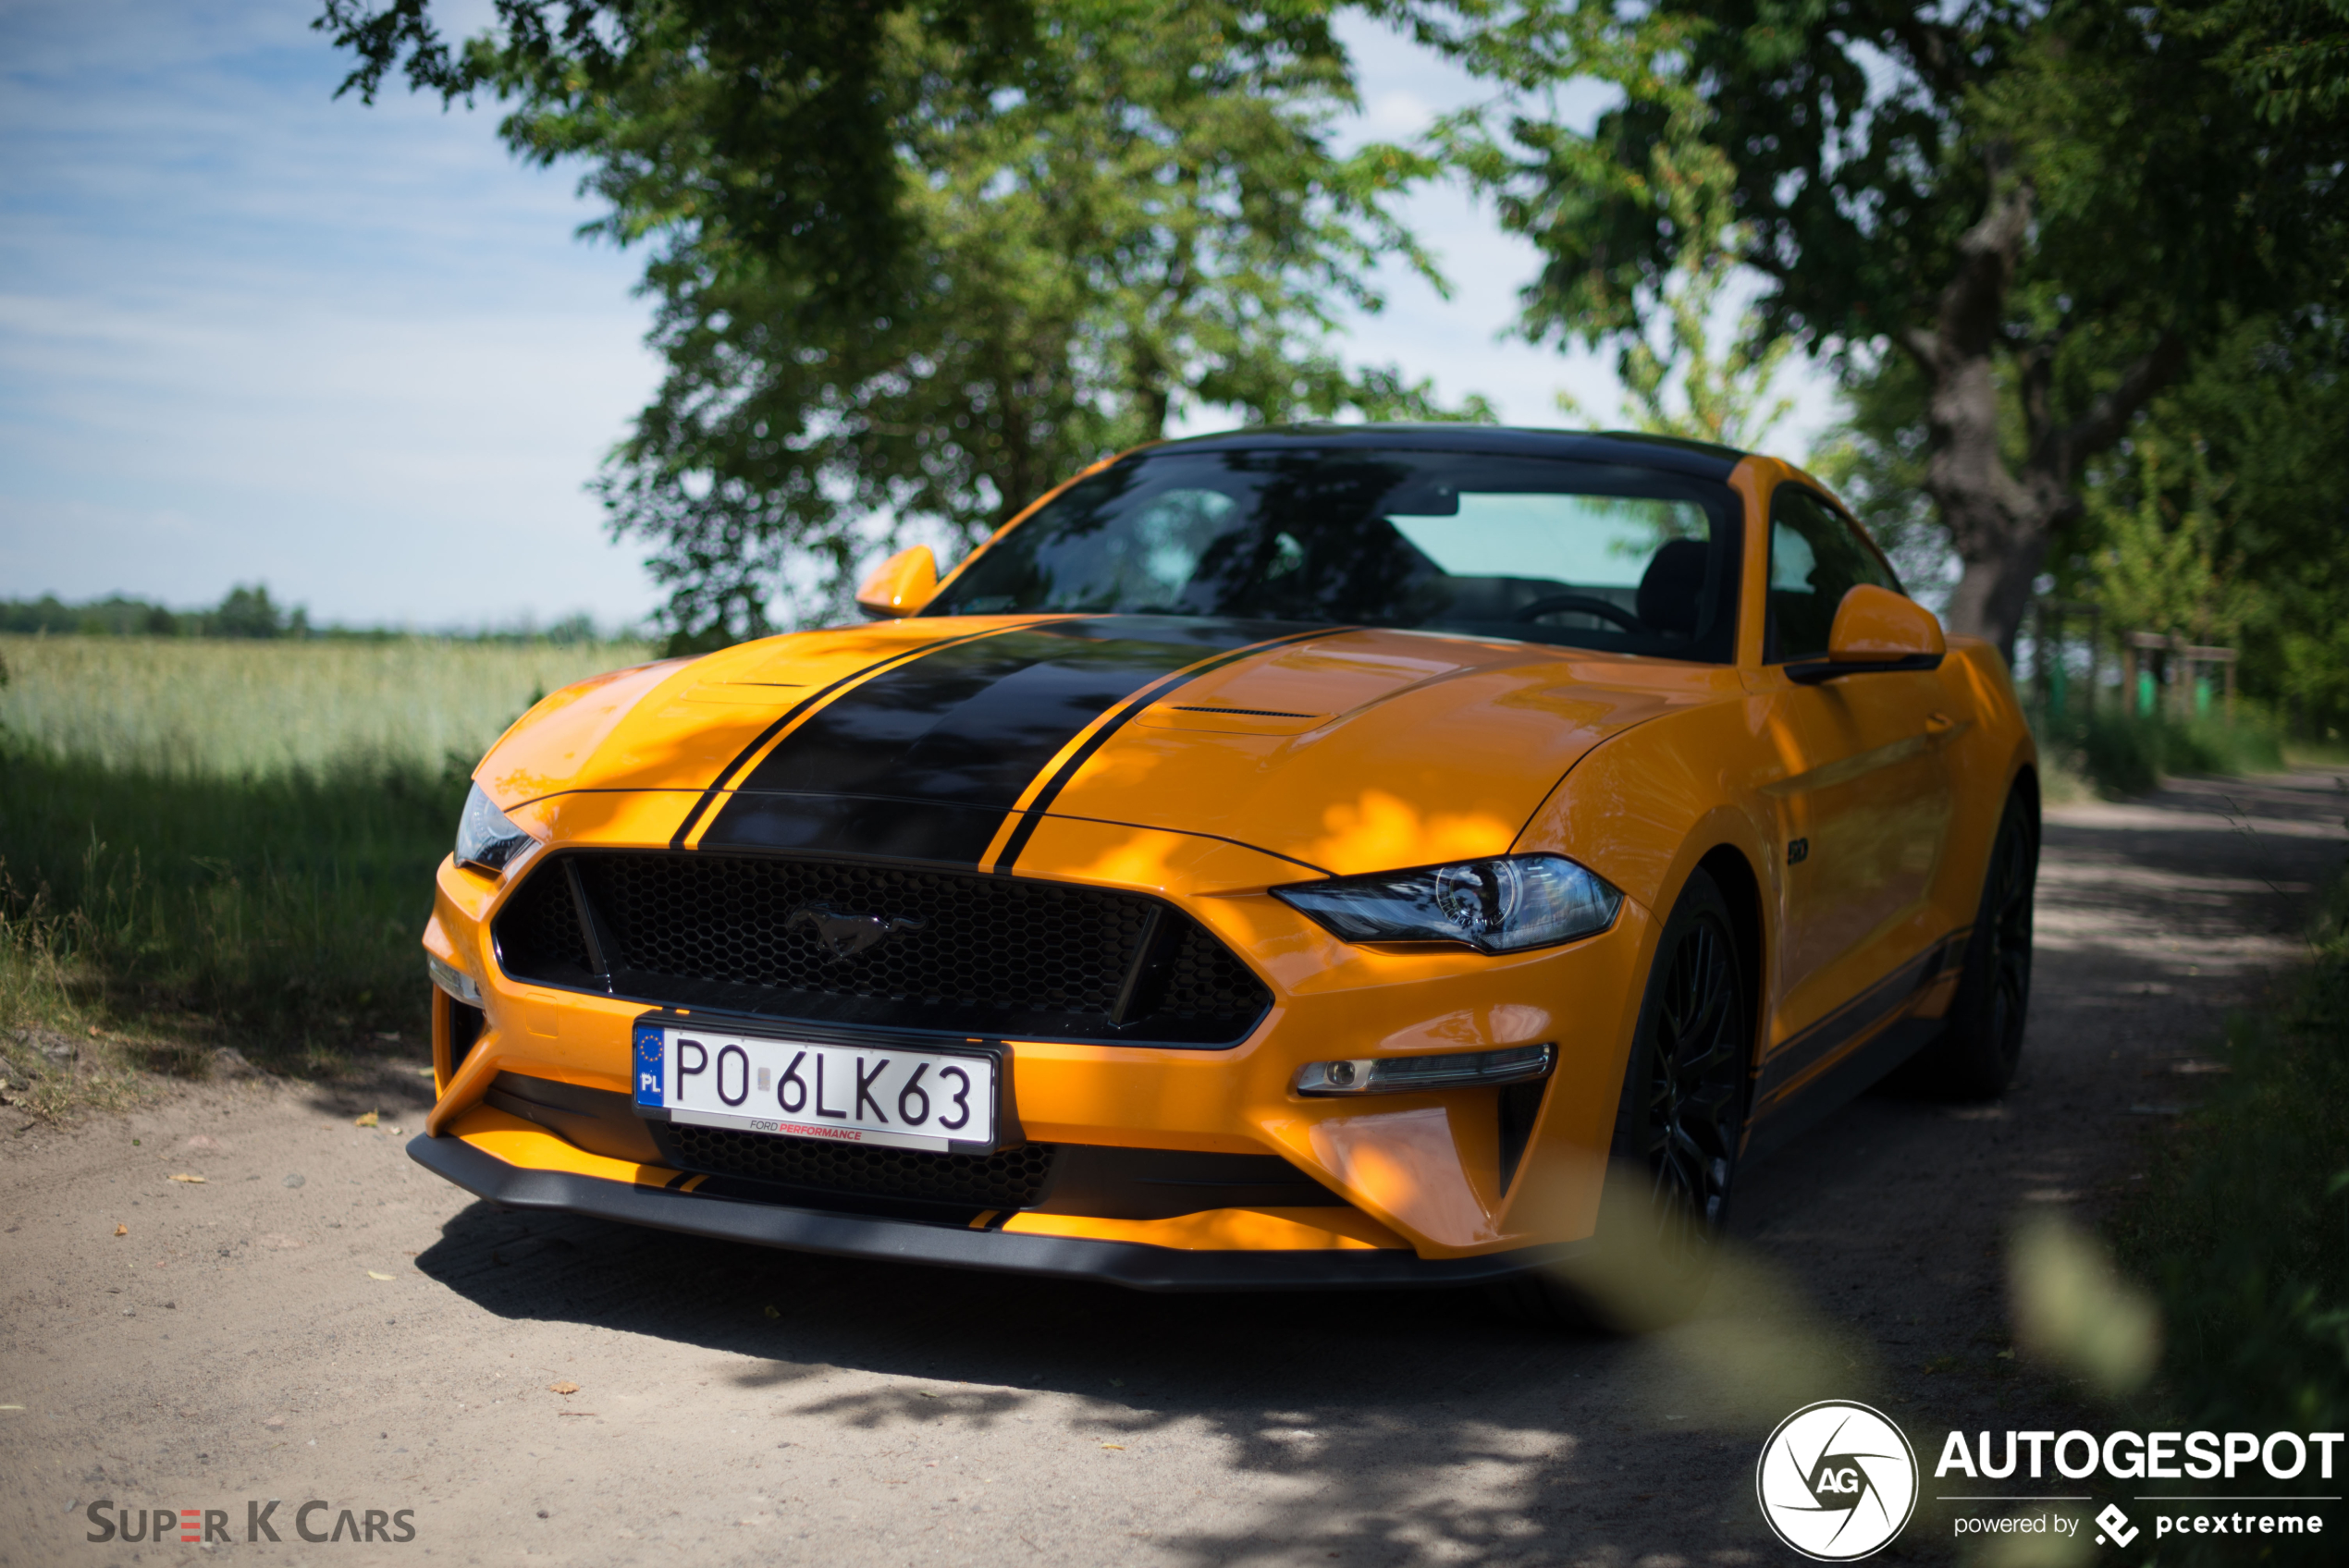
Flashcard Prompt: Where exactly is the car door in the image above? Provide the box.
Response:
[1753,484,1957,1048]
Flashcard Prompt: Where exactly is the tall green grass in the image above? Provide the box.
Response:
[2033,705,2288,798]
[0,636,655,1071]
[3,751,467,1057]
[0,633,653,775]
[2112,870,2349,1564]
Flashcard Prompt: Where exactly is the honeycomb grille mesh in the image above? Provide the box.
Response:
[1164,920,1273,1027]
[493,851,1271,1046]
[590,855,1142,1014]
[662,1122,1057,1209]
[498,867,594,976]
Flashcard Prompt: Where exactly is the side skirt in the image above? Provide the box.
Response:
[1740,1016,1944,1166]
[1740,929,1970,1165]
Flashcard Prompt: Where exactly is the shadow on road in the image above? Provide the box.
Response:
[397,769,2345,1564]
[413,1161,1915,1563]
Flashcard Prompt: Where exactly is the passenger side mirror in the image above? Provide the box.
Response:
[1786,584,1945,683]
[855,545,938,619]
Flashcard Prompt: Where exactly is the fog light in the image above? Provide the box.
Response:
[426,952,483,1007]
[1294,1043,1555,1096]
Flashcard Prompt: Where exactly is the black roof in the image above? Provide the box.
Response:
[1143,423,1748,482]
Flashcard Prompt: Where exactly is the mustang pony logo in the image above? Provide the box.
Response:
[789,902,926,961]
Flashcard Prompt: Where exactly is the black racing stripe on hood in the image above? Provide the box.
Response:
[667,622,1027,851]
[696,617,1319,864]
[687,792,1026,866]
[990,622,1336,873]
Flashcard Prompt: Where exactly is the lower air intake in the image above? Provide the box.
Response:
[659,1122,1058,1210]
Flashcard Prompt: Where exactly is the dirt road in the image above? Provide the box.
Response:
[5,770,2342,1567]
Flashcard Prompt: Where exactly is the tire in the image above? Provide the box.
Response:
[1493,867,1753,1331]
[1897,788,2037,1098]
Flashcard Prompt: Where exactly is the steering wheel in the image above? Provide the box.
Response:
[1513,593,1644,631]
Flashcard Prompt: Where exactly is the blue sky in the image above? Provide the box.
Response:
[0,2,1837,631]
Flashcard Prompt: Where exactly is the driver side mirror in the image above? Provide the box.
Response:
[1786,584,1945,683]
[855,545,938,619]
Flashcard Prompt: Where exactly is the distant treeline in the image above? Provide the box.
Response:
[2,585,613,643]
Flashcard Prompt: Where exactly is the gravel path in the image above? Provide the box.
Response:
[4,769,2342,1566]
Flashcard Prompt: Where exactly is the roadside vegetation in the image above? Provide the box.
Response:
[2033,708,2291,801]
[0,634,652,1104]
[2110,864,2349,1563]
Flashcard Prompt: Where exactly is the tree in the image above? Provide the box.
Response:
[1803,355,1960,604]
[2083,435,2255,651]
[2195,0,2349,129]
[320,0,1482,643]
[1554,140,1794,449]
[2072,313,2349,732]
[1436,0,2343,653]
[315,0,1041,332]
[211,584,305,639]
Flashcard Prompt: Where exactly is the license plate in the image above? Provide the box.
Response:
[631,1023,997,1153]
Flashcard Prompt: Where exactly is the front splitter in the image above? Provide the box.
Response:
[407,1133,1576,1292]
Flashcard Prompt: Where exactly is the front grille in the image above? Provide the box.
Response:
[659,1122,1058,1210]
[500,865,595,974]
[494,851,1272,1046]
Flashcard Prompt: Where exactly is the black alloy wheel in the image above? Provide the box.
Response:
[1899,789,2037,1098]
[1491,867,1753,1331]
[1978,802,2035,1059]
[1637,894,1748,1263]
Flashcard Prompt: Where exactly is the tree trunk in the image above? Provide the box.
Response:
[1917,345,2061,659]
[1901,167,2186,659]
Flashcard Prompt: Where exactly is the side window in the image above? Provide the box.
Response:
[1767,488,1900,662]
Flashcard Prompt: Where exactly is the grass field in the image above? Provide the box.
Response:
[0,636,656,1080]
[0,633,656,776]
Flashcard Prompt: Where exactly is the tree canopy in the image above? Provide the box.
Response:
[316,0,1039,327]
[320,0,1482,643]
[2077,314,2349,732]
[322,0,2349,674]
[1438,0,2345,651]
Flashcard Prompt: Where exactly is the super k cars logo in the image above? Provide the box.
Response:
[1756,1401,1920,1560]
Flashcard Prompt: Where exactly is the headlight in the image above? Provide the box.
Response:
[454,782,537,874]
[1272,852,1622,953]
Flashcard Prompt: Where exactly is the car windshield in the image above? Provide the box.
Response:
[925,447,1743,661]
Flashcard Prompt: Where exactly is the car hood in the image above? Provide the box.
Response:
[479,616,1728,877]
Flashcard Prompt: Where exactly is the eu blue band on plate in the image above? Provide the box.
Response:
[633,1024,665,1107]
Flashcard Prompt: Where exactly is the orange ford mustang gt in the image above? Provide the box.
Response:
[412,425,2037,1311]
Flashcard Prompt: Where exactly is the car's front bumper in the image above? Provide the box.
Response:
[409,1128,1583,1292]
[420,809,1660,1261]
